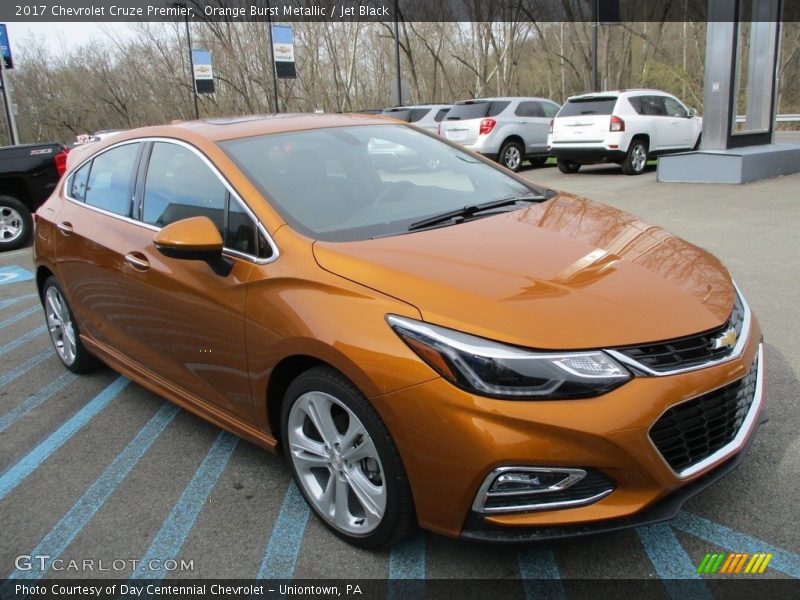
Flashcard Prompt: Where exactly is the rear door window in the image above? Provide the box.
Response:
[558,97,618,117]
[637,96,668,116]
[434,108,449,122]
[83,143,140,217]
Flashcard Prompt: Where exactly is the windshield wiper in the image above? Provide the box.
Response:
[407,194,545,232]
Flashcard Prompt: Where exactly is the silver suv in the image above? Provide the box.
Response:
[381,104,452,135]
[440,97,561,171]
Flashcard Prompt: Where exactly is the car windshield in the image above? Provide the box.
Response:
[220,124,536,242]
[558,98,617,117]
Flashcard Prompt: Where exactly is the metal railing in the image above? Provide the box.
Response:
[735,114,800,123]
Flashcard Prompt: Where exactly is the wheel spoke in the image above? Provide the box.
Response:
[341,435,377,462]
[344,468,385,519]
[303,392,341,446]
[340,418,367,454]
[332,476,351,529]
[46,292,61,323]
[289,436,329,470]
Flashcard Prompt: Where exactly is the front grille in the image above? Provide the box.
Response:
[482,469,615,512]
[615,292,745,373]
[649,357,758,473]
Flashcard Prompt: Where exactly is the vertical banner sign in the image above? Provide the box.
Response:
[192,50,214,94]
[0,24,12,69]
[272,25,297,79]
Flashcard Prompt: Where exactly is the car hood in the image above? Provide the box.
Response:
[312,193,734,349]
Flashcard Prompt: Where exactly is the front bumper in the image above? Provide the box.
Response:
[370,321,763,539]
[461,406,767,542]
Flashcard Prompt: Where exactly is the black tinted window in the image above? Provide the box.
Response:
[226,199,257,255]
[381,108,430,123]
[83,143,140,216]
[446,102,490,120]
[434,108,449,122]
[487,101,510,117]
[142,143,226,234]
[446,101,509,120]
[634,95,667,116]
[514,101,545,118]
[70,162,91,202]
[558,98,618,117]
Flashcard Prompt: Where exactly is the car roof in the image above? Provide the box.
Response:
[64,113,401,169]
[567,89,672,101]
[454,97,555,104]
[383,104,452,110]
[88,113,395,146]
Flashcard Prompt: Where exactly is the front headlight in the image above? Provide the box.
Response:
[387,315,631,400]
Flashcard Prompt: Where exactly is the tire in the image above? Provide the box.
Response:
[622,139,649,175]
[42,276,101,373]
[281,366,414,548]
[498,140,525,172]
[556,159,581,174]
[0,195,33,251]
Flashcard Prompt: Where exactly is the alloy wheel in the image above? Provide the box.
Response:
[45,286,77,365]
[287,390,387,535]
[503,146,522,170]
[0,206,24,243]
[631,144,647,172]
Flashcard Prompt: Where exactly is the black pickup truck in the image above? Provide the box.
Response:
[0,142,69,251]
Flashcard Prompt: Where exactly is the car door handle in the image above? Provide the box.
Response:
[124,252,150,271]
[56,222,74,235]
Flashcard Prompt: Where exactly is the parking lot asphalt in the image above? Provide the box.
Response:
[0,158,799,593]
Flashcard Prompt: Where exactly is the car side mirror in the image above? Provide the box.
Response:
[687,108,697,118]
[153,216,232,276]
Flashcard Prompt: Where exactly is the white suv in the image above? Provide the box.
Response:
[381,104,452,135]
[441,97,561,171]
[547,90,702,175]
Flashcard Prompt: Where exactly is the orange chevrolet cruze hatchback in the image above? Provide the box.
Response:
[33,114,764,547]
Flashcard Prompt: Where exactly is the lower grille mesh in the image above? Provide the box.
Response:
[649,357,758,473]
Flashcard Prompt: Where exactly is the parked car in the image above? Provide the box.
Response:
[381,104,451,134]
[440,97,561,171]
[548,89,702,175]
[0,142,69,251]
[35,115,763,548]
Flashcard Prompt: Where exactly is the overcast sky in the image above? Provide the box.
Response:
[5,22,135,56]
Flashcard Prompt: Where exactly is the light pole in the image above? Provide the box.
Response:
[173,2,199,119]
[0,52,18,145]
[393,0,402,106]
[266,0,280,113]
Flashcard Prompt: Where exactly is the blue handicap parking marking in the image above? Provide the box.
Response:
[0,265,34,286]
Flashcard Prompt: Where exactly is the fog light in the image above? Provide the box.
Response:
[472,467,615,514]
[487,468,584,495]
[490,471,566,493]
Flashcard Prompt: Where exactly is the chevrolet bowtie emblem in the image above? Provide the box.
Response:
[712,328,737,351]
